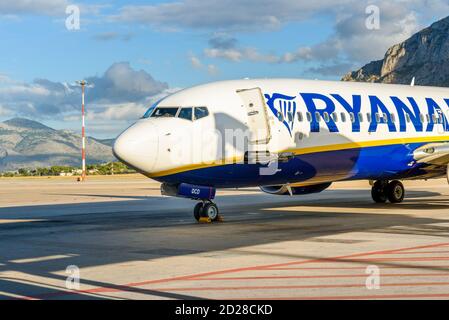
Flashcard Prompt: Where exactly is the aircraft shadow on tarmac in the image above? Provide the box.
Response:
[0,189,448,299]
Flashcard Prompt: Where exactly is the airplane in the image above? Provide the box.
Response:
[113,79,449,222]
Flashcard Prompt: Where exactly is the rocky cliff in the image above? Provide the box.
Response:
[342,16,449,87]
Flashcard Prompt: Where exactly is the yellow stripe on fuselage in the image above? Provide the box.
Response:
[145,156,243,178]
[146,135,449,178]
[285,135,449,156]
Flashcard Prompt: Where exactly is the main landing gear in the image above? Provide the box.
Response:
[371,180,405,204]
[193,201,222,222]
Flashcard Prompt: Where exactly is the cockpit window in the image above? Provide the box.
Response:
[143,105,209,121]
[142,99,162,118]
[178,107,193,121]
[194,107,209,120]
[151,107,179,118]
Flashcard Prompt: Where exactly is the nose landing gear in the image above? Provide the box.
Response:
[161,183,223,223]
[371,180,405,203]
[193,201,222,223]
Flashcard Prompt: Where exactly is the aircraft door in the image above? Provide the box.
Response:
[437,109,448,135]
[237,88,271,145]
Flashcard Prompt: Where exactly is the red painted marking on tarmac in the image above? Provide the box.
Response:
[383,251,449,255]
[393,244,449,253]
[267,265,449,271]
[349,256,449,262]
[238,293,449,300]
[31,241,449,299]
[153,281,449,292]
[186,273,449,281]
[241,242,449,272]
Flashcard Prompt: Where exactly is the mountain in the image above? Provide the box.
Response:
[93,138,115,147]
[0,118,115,171]
[342,16,449,87]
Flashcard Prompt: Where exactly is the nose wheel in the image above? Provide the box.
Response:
[193,201,221,222]
[371,180,405,203]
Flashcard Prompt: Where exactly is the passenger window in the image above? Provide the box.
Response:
[277,111,284,122]
[178,108,193,121]
[151,107,179,118]
[323,112,330,123]
[315,112,321,122]
[420,114,425,123]
[426,114,430,123]
[306,112,312,122]
[406,114,411,123]
[375,113,381,123]
[349,112,355,123]
[297,112,303,122]
[358,113,363,123]
[367,113,371,123]
[391,113,396,123]
[194,107,209,120]
[332,112,338,122]
[341,113,346,122]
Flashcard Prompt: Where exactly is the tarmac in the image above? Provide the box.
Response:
[0,174,449,300]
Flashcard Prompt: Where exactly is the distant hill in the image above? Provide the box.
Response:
[93,138,115,147]
[0,118,115,171]
[342,16,449,87]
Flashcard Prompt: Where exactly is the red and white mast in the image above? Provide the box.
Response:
[77,80,88,182]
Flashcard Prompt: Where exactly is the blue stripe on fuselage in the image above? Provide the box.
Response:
[152,143,442,188]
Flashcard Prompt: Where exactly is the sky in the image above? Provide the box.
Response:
[0,0,447,138]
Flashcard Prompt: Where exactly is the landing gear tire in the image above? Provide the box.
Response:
[387,180,405,203]
[193,202,203,221]
[201,202,219,221]
[371,181,387,203]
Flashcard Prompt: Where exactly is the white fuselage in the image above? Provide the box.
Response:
[113,79,449,188]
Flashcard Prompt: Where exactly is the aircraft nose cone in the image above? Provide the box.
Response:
[113,121,159,173]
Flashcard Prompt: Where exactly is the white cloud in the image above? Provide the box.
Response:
[204,48,242,62]
[305,63,355,77]
[112,0,449,34]
[93,32,134,42]
[204,33,280,63]
[198,3,421,68]
[188,54,219,76]
[116,0,448,72]
[0,74,14,84]
[87,102,147,121]
[207,64,219,76]
[0,62,171,123]
[0,84,51,97]
[0,0,69,16]
[85,62,168,104]
[0,104,13,117]
[0,1,107,18]
[113,0,350,31]
[221,1,422,65]
[189,55,203,69]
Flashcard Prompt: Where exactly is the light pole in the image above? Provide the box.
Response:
[77,80,88,182]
